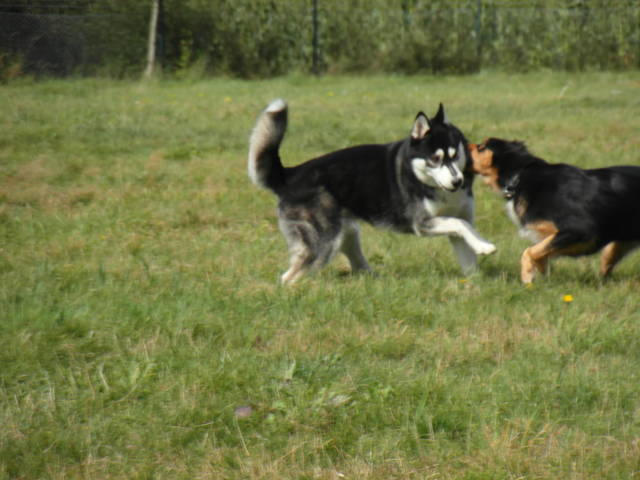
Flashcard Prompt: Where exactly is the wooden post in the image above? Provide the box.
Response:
[144,0,159,78]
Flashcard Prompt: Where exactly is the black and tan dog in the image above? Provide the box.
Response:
[248,99,496,285]
[469,138,640,283]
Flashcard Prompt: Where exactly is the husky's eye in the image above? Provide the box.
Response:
[430,148,444,164]
[477,144,487,153]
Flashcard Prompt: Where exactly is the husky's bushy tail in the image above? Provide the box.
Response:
[248,99,288,192]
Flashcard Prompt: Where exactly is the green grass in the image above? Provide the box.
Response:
[1,72,640,479]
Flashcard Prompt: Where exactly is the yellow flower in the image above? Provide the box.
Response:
[563,294,574,303]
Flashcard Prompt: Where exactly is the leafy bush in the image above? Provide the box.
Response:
[0,0,638,77]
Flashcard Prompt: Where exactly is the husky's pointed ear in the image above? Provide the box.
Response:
[433,103,449,125]
[411,112,430,140]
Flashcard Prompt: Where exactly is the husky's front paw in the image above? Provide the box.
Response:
[474,241,497,256]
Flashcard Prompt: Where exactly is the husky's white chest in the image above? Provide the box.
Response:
[422,189,469,217]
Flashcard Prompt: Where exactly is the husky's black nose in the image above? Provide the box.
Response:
[452,178,463,190]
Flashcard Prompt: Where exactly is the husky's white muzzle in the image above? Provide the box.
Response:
[411,159,464,192]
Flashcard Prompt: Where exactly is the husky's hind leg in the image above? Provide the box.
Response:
[279,220,318,285]
[278,214,342,285]
[281,242,315,285]
[340,221,371,273]
[277,192,345,285]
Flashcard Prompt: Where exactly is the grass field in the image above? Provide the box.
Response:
[1,72,640,479]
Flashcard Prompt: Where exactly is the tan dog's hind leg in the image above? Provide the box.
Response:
[521,232,600,284]
[600,241,640,278]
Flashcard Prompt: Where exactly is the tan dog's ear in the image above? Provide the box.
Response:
[467,143,483,173]
[469,142,501,192]
[464,144,477,173]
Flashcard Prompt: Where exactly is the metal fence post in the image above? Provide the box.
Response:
[475,0,483,67]
[312,0,320,75]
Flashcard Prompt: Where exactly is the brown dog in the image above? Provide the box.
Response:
[469,138,640,283]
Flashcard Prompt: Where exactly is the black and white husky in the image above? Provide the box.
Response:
[248,99,496,284]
